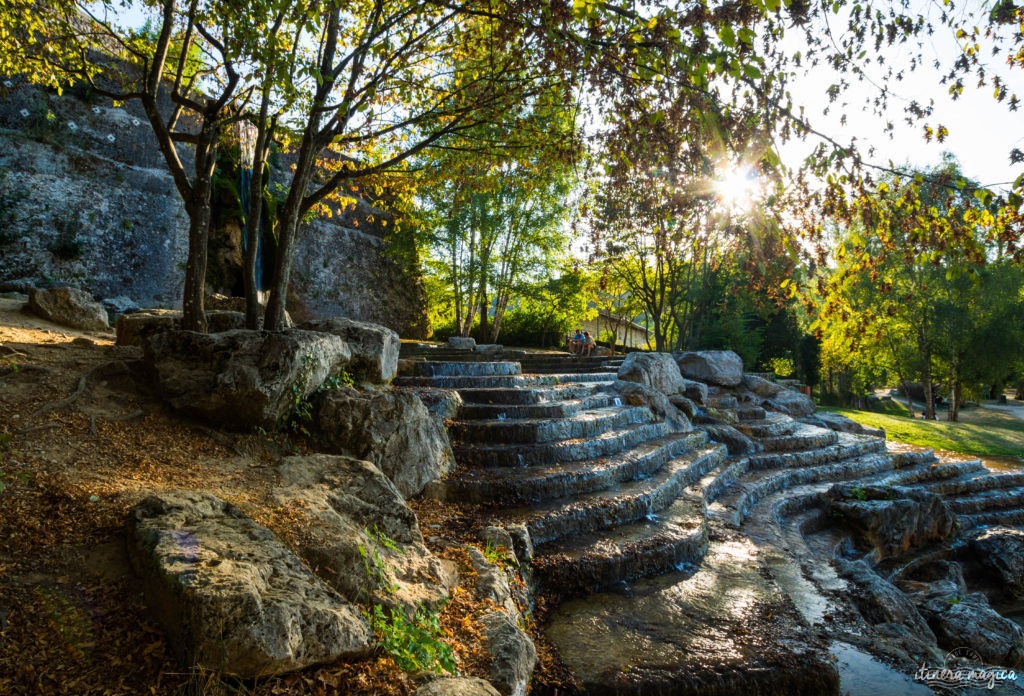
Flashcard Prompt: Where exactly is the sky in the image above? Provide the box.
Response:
[777,1,1024,192]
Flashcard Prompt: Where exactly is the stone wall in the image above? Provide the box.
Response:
[0,82,430,337]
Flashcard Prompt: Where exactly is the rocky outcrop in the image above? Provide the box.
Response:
[617,352,686,395]
[467,546,519,617]
[480,611,537,696]
[300,317,399,383]
[125,490,370,677]
[965,526,1024,598]
[762,390,817,417]
[27,287,109,331]
[738,374,816,417]
[315,387,455,497]
[837,559,936,643]
[415,388,464,422]
[603,380,691,432]
[274,455,455,615]
[829,484,955,559]
[667,394,697,418]
[415,677,502,696]
[143,328,350,429]
[115,308,248,346]
[680,379,708,404]
[704,424,760,455]
[913,588,1024,668]
[676,350,743,386]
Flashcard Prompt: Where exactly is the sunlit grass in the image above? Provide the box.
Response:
[824,403,1024,458]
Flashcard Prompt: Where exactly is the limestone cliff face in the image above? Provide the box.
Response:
[0,82,430,337]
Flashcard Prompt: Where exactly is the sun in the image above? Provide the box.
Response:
[714,166,758,212]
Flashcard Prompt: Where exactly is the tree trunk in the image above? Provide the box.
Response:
[181,124,219,333]
[264,154,315,331]
[244,92,274,330]
[181,204,211,333]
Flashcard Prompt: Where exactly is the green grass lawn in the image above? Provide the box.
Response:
[823,402,1024,458]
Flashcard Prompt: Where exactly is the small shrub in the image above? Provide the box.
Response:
[365,603,457,675]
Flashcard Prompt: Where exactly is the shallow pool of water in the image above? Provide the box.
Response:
[831,641,934,696]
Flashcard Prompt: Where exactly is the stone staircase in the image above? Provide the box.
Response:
[395,351,1024,695]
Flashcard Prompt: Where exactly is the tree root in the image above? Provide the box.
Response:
[29,361,129,417]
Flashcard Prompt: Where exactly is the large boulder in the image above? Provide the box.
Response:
[126,490,371,677]
[274,455,455,615]
[603,380,690,432]
[829,484,956,560]
[676,350,743,387]
[414,388,464,422]
[965,526,1024,598]
[300,317,399,383]
[28,287,109,331]
[924,594,1024,668]
[314,387,455,497]
[837,559,936,643]
[703,424,760,455]
[480,611,537,696]
[763,390,817,417]
[617,352,686,396]
[116,308,248,346]
[740,374,816,417]
[99,295,141,323]
[680,379,709,404]
[142,328,351,429]
[415,678,502,696]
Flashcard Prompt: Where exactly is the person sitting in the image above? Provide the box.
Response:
[569,328,583,354]
[581,330,595,357]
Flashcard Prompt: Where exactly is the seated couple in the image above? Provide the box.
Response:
[569,329,595,357]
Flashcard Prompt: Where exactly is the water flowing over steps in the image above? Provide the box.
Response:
[398,353,1024,694]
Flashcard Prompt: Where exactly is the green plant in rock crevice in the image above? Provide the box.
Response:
[357,526,456,675]
[280,354,354,435]
[365,603,457,675]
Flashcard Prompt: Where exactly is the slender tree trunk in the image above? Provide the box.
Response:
[244,91,274,330]
[181,123,220,333]
[182,204,211,333]
[265,151,315,331]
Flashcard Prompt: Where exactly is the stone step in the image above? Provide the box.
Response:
[450,405,653,444]
[458,393,617,420]
[534,493,708,598]
[958,507,1024,530]
[872,459,988,488]
[501,446,725,546]
[452,421,673,468]
[687,457,751,503]
[408,361,521,377]
[522,366,620,375]
[518,358,623,369]
[454,382,613,405]
[734,412,797,438]
[758,423,839,452]
[395,372,613,389]
[721,453,896,526]
[746,432,887,470]
[425,432,707,504]
[541,531,840,696]
[925,471,1024,496]
[945,487,1024,515]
